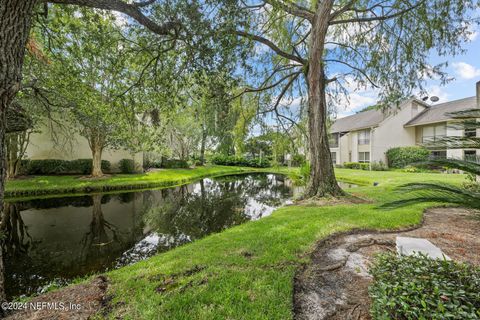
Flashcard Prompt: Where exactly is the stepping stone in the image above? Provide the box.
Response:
[396,236,450,260]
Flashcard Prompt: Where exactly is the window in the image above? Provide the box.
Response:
[422,124,446,143]
[329,133,339,148]
[430,150,447,159]
[465,121,478,138]
[358,129,370,145]
[358,152,370,163]
[464,150,478,162]
[331,152,337,165]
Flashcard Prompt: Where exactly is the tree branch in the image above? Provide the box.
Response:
[329,1,426,25]
[324,59,379,88]
[236,30,306,65]
[232,70,302,100]
[44,0,180,36]
[264,0,314,21]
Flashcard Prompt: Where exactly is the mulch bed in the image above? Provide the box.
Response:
[293,207,480,320]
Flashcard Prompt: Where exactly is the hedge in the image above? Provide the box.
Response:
[385,146,430,168]
[343,162,370,170]
[19,159,111,175]
[119,159,136,173]
[210,155,270,168]
[369,253,480,319]
[161,159,190,169]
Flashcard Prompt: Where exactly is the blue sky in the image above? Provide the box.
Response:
[337,26,480,118]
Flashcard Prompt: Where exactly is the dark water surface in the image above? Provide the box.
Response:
[2,173,299,298]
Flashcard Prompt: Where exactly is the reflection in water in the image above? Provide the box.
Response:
[0,173,293,298]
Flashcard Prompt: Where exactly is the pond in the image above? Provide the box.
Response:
[1,173,298,298]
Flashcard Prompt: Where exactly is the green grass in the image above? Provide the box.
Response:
[5,165,262,199]
[95,168,467,319]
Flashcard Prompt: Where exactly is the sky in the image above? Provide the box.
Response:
[336,26,480,118]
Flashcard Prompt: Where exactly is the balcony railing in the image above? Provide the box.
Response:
[358,138,370,145]
[421,135,446,144]
[465,154,480,163]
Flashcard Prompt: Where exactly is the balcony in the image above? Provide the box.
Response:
[421,135,446,144]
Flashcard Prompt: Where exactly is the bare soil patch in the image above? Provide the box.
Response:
[4,276,109,320]
[293,207,480,320]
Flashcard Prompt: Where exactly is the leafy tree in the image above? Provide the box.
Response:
[37,7,154,176]
[382,108,480,210]
[1,0,240,299]
[235,0,478,197]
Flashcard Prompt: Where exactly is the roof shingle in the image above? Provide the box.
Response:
[330,108,386,133]
[404,96,477,127]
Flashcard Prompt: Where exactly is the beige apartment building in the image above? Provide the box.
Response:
[25,123,143,172]
[329,82,480,165]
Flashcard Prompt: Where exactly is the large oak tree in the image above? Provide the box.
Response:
[235,0,478,197]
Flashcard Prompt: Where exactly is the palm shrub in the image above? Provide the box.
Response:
[381,108,480,210]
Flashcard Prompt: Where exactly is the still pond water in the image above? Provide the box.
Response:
[2,173,356,298]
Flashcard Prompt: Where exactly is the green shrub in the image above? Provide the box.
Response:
[386,146,430,168]
[161,159,190,169]
[299,162,310,184]
[210,155,270,168]
[20,159,111,175]
[369,253,480,320]
[291,154,306,167]
[343,162,370,170]
[119,159,136,173]
[21,159,69,175]
[70,159,111,174]
[144,158,161,169]
[370,161,388,171]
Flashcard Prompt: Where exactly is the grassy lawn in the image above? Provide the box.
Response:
[5,165,261,199]
[98,169,466,319]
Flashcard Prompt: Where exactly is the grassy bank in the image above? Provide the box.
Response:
[98,169,466,319]
[5,165,262,199]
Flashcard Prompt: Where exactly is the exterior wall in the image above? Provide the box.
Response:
[330,100,426,165]
[329,147,340,164]
[25,123,143,172]
[371,101,423,164]
[350,132,358,162]
[338,133,349,164]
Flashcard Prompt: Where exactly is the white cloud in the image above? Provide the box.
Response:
[330,75,379,118]
[466,24,478,41]
[467,30,478,41]
[452,62,480,80]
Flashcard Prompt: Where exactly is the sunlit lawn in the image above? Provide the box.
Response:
[96,168,465,319]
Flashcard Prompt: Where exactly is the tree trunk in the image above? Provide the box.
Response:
[91,143,104,177]
[200,124,207,165]
[89,131,105,177]
[6,134,19,179]
[0,0,36,303]
[303,0,344,198]
[6,131,28,179]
